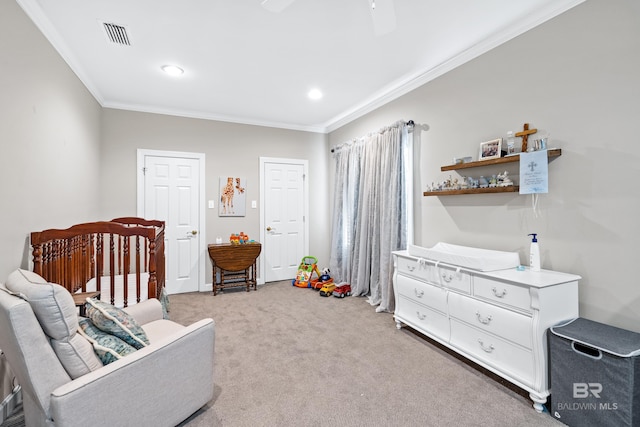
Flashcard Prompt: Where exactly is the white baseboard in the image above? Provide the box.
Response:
[201,277,265,293]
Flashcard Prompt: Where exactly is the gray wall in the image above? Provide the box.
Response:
[0,0,102,279]
[329,0,640,332]
[100,109,330,284]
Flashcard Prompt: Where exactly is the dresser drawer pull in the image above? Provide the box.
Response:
[407,265,416,272]
[441,267,462,284]
[478,339,495,353]
[416,311,427,320]
[492,287,507,298]
[414,288,424,298]
[475,311,493,325]
[441,272,453,283]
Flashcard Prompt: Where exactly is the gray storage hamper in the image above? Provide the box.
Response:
[549,318,640,427]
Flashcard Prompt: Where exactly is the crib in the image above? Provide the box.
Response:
[30,217,165,308]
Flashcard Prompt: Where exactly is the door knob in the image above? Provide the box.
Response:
[191,230,198,235]
[266,226,273,232]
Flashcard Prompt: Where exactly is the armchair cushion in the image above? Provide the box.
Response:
[49,332,104,378]
[85,298,150,349]
[5,269,103,379]
[6,269,75,339]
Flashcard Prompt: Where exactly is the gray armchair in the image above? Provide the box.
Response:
[0,269,215,427]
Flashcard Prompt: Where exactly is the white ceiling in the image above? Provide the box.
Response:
[17,0,583,133]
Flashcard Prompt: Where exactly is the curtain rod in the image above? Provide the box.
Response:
[330,120,414,153]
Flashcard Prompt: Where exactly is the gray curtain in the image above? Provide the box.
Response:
[329,120,411,313]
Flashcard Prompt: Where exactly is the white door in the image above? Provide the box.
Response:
[138,150,204,294]
[260,158,308,282]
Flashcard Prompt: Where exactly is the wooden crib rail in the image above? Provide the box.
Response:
[30,219,165,307]
[111,217,165,228]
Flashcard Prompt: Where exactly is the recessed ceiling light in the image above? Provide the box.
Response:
[308,88,323,100]
[161,65,184,76]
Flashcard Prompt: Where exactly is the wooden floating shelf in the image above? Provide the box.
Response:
[424,186,520,197]
[441,149,562,172]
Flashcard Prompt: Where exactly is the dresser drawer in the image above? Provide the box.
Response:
[450,319,535,388]
[474,276,532,313]
[448,292,532,349]
[396,255,438,283]
[396,275,447,314]
[437,265,471,294]
[396,296,450,342]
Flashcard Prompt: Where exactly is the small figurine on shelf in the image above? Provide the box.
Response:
[489,175,497,188]
[497,171,514,187]
[466,176,474,189]
[459,176,468,190]
[478,176,489,188]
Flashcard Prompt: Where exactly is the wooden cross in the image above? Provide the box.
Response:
[515,123,537,152]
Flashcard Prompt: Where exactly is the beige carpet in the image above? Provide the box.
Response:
[170,281,563,427]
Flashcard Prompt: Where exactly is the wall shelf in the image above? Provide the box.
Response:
[424,149,562,197]
[440,148,562,172]
[424,186,520,197]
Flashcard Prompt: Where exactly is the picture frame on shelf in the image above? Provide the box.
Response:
[479,138,502,161]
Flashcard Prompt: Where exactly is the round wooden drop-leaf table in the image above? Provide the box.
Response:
[207,243,261,295]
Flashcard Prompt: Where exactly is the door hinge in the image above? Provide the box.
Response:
[142,167,147,175]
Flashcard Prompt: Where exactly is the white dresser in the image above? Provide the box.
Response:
[393,249,580,412]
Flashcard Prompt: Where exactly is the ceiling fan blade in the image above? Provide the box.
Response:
[261,0,297,13]
[369,0,397,35]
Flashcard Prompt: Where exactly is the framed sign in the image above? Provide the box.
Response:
[519,151,548,194]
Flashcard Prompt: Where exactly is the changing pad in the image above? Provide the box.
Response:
[408,242,520,271]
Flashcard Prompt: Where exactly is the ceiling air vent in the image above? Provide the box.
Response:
[102,22,131,46]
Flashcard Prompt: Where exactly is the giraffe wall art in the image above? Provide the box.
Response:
[219,176,246,216]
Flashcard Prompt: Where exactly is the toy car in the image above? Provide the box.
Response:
[319,282,336,297]
[310,274,333,290]
[333,284,351,298]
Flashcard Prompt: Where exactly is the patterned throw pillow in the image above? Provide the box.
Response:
[78,318,137,365]
[85,298,150,349]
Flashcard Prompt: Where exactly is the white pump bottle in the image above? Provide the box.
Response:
[528,233,540,271]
